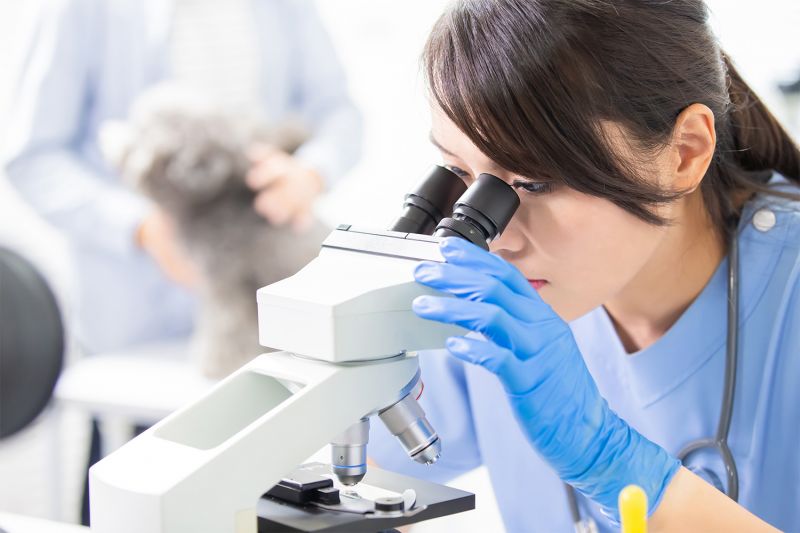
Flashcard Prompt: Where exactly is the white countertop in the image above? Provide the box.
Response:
[0,513,89,533]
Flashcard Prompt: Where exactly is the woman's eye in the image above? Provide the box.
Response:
[446,165,470,178]
[513,179,554,195]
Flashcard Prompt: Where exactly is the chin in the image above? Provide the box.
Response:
[540,289,593,323]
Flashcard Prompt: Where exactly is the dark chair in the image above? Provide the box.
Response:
[0,247,64,438]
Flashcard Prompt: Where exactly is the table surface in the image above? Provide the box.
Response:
[54,340,218,422]
[0,512,89,533]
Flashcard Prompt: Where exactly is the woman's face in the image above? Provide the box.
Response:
[430,105,677,321]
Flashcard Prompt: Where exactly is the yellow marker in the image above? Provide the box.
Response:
[619,484,648,533]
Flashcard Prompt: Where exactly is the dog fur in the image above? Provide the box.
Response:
[105,86,329,378]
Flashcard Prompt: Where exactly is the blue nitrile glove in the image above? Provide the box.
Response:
[412,237,680,519]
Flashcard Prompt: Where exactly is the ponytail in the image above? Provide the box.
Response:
[704,52,800,234]
[721,52,800,180]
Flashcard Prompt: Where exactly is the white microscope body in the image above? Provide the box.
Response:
[89,227,462,533]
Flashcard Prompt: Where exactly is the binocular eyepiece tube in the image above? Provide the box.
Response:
[390,165,468,235]
[391,165,520,248]
[433,172,520,249]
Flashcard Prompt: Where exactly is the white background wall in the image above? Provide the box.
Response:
[0,0,798,530]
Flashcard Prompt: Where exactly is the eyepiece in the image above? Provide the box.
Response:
[433,173,519,249]
[390,166,468,235]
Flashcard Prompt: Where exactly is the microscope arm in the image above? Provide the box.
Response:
[90,351,421,533]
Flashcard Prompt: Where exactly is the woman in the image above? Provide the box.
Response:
[370,1,799,531]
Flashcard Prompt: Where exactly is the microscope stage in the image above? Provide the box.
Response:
[257,462,475,532]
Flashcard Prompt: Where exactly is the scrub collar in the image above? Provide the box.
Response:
[606,192,792,407]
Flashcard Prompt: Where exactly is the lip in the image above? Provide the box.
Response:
[528,279,548,290]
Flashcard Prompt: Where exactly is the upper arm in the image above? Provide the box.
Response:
[285,1,356,122]
[3,0,97,167]
[651,467,781,533]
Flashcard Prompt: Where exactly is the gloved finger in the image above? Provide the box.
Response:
[414,261,553,323]
[445,336,537,395]
[413,295,542,354]
[439,238,539,300]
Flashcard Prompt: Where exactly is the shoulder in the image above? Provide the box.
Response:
[261,0,318,19]
[738,173,800,305]
[740,173,800,317]
[42,0,116,18]
[31,0,148,37]
[740,174,800,253]
[737,177,800,385]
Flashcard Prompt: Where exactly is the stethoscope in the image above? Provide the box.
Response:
[567,225,741,533]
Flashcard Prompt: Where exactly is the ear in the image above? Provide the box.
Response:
[669,103,716,192]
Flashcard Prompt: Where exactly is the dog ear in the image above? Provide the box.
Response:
[99,119,167,198]
[99,120,135,174]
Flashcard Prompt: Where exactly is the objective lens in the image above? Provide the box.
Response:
[433,173,519,249]
[330,418,369,485]
[390,166,468,235]
[378,379,441,465]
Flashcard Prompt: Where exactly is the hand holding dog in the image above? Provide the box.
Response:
[137,209,200,288]
[247,144,324,232]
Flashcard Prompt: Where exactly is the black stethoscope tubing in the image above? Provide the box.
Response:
[675,228,740,500]
[567,227,741,531]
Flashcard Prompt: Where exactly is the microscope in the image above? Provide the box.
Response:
[89,166,519,533]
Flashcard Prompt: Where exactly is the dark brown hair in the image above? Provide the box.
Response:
[424,0,800,236]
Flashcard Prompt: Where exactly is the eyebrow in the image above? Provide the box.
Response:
[429,131,458,158]
[430,131,507,176]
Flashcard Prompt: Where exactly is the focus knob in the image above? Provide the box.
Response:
[374,496,405,513]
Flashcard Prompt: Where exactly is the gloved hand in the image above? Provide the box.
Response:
[412,237,680,518]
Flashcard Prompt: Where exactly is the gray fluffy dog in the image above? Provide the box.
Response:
[104,87,329,378]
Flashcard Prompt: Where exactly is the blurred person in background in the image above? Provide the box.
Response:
[1,0,361,356]
[1,0,361,524]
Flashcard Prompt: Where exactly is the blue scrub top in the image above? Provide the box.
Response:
[370,179,800,532]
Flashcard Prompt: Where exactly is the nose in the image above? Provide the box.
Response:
[489,214,526,259]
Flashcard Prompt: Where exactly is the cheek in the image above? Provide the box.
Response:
[518,191,665,319]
